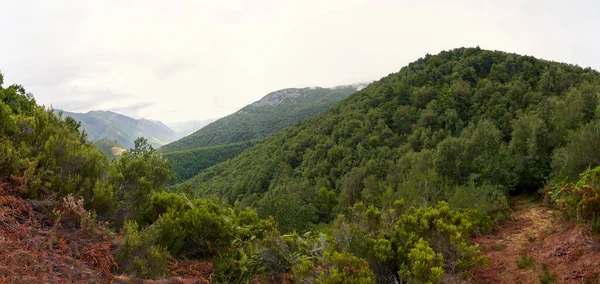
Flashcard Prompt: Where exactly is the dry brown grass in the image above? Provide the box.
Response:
[0,177,215,283]
[470,195,600,283]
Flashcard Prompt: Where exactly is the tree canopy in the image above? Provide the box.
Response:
[181,47,600,232]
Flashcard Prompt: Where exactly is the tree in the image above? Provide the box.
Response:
[509,113,552,191]
[552,121,600,182]
[112,137,172,226]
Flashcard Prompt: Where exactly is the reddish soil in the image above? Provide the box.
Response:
[0,177,214,284]
[470,195,600,283]
[0,177,113,283]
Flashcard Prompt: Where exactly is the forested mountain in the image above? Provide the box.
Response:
[59,110,177,149]
[4,46,600,283]
[162,140,260,183]
[182,47,600,233]
[160,85,362,153]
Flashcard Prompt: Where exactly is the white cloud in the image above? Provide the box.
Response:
[1,0,599,123]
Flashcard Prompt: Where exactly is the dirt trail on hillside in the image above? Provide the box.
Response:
[470,195,600,283]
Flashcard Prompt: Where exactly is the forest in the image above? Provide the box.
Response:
[162,140,260,184]
[2,47,600,283]
[181,47,600,234]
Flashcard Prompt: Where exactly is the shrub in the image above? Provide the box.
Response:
[398,238,443,283]
[516,254,534,269]
[116,221,170,278]
[549,166,600,223]
[154,202,232,258]
[449,182,509,224]
[89,182,117,222]
[538,264,556,284]
[395,202,488,273]
[551,121,600,182]
[291,259,317,284]
[315,251,375,284]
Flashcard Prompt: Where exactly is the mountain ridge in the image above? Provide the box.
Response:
[179,47,600,234]
[58,109,177,149]
[160,85,361,153]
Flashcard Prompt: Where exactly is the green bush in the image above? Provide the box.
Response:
[549,166,600,223]
[89,181,117,222]
[538,264,556,284]
[111,137,172,226]
[315,251,375,284]
[154,201,232,258]
[449,182,509,224]
[257,186,318,233]
[552,121,600,182]
[145,191,192,223]
[292,259,317,284]
[398,238,443,283]
[116,220,170,278]
[516,254,534,269]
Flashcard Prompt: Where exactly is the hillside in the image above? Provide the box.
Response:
[0,73,286,282]
[182,47,600,234]
[59,110,177,149]
[93,138,125,159]
[471,195,600,283]
[160,85,361,153]
[162,140,260,184]
[4,47,600,283]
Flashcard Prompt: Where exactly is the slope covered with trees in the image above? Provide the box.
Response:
[160,85,361,153]
[4,46,600,283]
[183,47,600,234]
[162,140,259,183]
[60,110,177,149]
[0,70,402,283]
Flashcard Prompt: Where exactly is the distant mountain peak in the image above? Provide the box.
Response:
[251,88,306,107]
[57,109,177,149]
[160,84,360,152]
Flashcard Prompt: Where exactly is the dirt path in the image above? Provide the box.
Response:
[470,195,600,283]
[111,146,126,156]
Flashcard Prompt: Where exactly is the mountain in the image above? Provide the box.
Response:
[159,85,362,153]
[180,47,600,233]
[167,118,220,140]
[58,110,177,149]
[5,48,600,283]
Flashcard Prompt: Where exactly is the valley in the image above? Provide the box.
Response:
[2,47,600,283]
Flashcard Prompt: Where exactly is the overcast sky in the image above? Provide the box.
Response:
[1,0,599,123]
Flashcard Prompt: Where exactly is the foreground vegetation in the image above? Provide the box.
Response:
[2,46,600,283]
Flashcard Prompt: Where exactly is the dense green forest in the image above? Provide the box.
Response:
[181,46,600,246]
[162,140,259,183]
[3,46,600,283]
[160,85,361,184]
[160,86,360,153]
